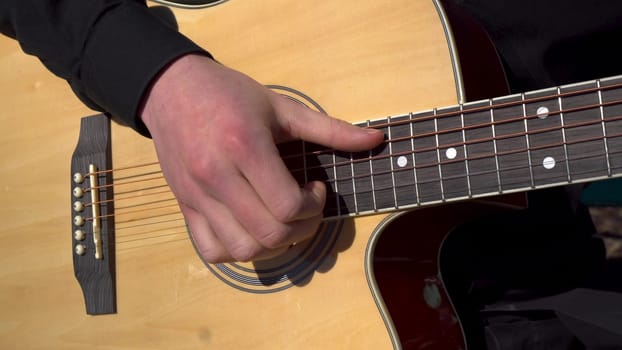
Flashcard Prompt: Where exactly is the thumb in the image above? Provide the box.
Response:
[274,95,385,152]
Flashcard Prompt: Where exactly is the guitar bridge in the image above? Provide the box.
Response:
[70,114,116,315]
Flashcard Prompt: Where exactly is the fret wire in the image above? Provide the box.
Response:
[330,133,622,183]
[433,108,446,201]
[358,80,622,131]
[409,112,421,205]
[350,151,359,214]
[387,116,399,209]
[282,97,622,167]
[367,120,378,211]
[302,141,308,184]
[332,147,340,216]
[333,146,622,196]
[459,103,472,197]
[597,80,612,177]
[557,87,572,182]
[522,93,535,188]
[324,132,622,199]
[334,100,620,198]
[302,81,621,148]
[288,114,622,183]
[283,95,622,184]
[490,99,503,192]
[403,98,617,140]
[331,146,622,209]
[324,146,622,215]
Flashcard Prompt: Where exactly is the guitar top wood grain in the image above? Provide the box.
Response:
[0,1,458,349]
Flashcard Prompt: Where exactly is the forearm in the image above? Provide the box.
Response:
[0,0,210,136]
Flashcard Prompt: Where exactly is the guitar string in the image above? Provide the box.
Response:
[75,83,622,244]
[117,228,188,244]
[287,116,622,180]
[86,207,187,246]
[88,155,184,244]
[320,147,622,207]
[344,81,622,133]
[317,145,622,216]
[115,215,186,242]
[115,213,183,229]
[92,146,622,247]
[82,101,622,197]
[85,203,180,222]
[280,98,622,163]
[85,174,166,193]
[114,169,163,181]
[84,80,622,177]
[83,158,183,242]
[303,128,622,184]
[86,190,175,209]
[80,113,621,216]
[81,133,622,230]
[116,235,189,252]
[82,136,622,243]
[83,162,622,248]
[81,108,622,197]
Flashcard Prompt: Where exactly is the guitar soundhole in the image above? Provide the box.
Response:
[206,221,343,293]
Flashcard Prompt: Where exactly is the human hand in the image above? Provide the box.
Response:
[140,54,384,263]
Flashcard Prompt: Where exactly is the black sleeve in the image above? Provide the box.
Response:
[0,0,211,137]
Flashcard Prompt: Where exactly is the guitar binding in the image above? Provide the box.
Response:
[149,0,228,9]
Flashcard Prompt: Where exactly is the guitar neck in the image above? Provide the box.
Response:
[280,75,622,219]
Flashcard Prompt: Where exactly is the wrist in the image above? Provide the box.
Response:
[139,53,214,131]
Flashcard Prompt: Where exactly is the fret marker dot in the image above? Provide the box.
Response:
[397,156,408,168]
[543,156,556,170]
[537,106,549,119]
[445,147,457,160]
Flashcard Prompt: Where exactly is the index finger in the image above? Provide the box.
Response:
[272,94,385,152]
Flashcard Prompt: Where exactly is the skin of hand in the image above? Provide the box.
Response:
[140,54,384,263]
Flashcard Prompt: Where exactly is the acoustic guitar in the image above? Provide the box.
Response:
[1,1,620,349]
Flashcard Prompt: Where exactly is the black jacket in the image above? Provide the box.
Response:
[0,0,209,136]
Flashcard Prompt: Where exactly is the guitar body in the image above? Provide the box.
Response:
[0,1,508,349]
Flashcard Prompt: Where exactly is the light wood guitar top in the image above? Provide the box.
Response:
[0,1,459,348]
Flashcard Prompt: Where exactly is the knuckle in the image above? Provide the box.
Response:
[256,224,290,249]
[186,156,216,184]
[199,247,230,264]
[272,196,302,223]
[230,244,261,263]
[222,133,247,156]
[220,125,254,160]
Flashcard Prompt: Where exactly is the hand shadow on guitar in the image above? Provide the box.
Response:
[200,142,364,292]
[253,134,386,286]
[251,141,363,288]
[250,218,356,288]
[251,137,390,288]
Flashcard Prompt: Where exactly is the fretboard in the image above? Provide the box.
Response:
[279,76,622,219]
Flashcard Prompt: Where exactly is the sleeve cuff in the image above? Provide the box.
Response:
[74,2,211,137]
